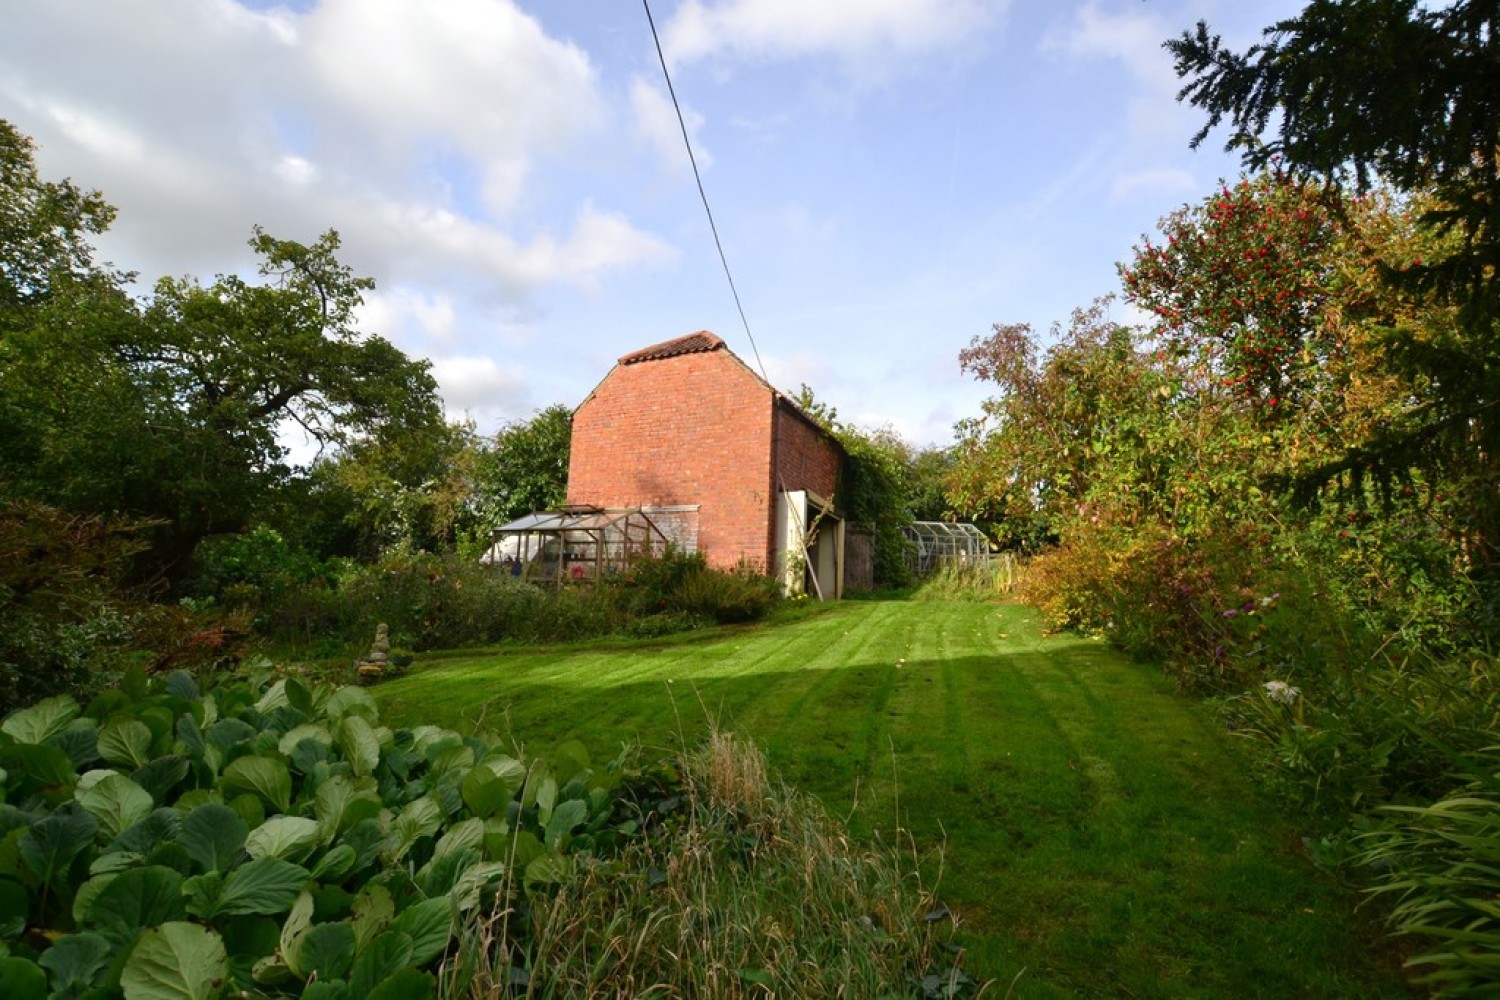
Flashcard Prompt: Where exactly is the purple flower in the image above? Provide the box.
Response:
[1222,609,1239,618]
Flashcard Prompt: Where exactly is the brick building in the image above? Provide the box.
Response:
[567,331,852,597]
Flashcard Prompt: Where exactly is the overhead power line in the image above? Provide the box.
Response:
[641,0,768,380]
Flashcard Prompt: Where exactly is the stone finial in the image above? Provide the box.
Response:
[368,623,390,664]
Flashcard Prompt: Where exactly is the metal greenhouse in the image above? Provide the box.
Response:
[900,521,993,576]
[483,505,668,584]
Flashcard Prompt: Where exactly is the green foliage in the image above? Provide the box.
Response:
[1227,658,1500,831]
[0,500,147,715]
[188,526,329,610]
[1361,756,1500,997]
[469,404,573,529]
[247,547,782,656]
[0,120,446,585]
[446,730,974,999]
[0,119,115,319]
[1171,0,1500,581]
[792,387,919,587]
[0,667,643,998]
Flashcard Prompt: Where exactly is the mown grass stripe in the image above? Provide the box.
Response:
[376,599,1411,998]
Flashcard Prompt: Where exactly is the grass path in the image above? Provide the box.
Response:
[376,599,1408,998]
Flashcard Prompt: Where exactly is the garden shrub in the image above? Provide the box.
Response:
[0,501,149,715]
[246,546,783,657]
[1361,754,1500,998]
[669,560,781,624]
[0,666,643,998]
[1227,656,1500,833]
[446,730,977,998]
[187,526,331,610]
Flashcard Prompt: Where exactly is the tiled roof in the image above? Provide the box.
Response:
[618,331,725,365]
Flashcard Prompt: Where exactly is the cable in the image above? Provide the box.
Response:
[641,0,768,379]
[642,2,837,600]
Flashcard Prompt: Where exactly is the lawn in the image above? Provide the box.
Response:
[375,598,1410,998]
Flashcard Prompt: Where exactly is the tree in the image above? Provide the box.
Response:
[0,120,116,321]
[0,121,445,583]
[791,386,918,586]
[1169,0,1500,578]
[470,404,573,526]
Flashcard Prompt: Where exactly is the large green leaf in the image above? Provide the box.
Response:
[459,768,512,819]
[301,981,350,1000]
[220,757,291,815]
[388,895,454,968]
[253,680,289,715]
[418,847,477,899]
[38,931,112,996]
[334,717,380,779]
[131,756,190,805]
[120,921,228,1000]
[0,878,26,940]
[0,956,47,1000]
[273,891,313,980]
[348,930,414,996]
[431,817,484,862]
[283,677,314,715]
[449,861,507,912]
[19,802,96,889]
[48,720,101,770]
[524,851,571,892]
[348,884,394,955]
[193,857,307,919]
[111,808,182,857]
[367,968,434,1000]
[297,920,355,983]
[533,774,558,825]
[204,719,256,752]
[276,723,331,759]
[85,866,187,946]
[322,687,378,723]
[178,804,248,875]
[163,671,199,701]
[0,743,79,797]
[97,720,153,770]
[310,844,357,882]
[70,872,115,926]
[78,773,155,843]
[218,914,280,987]
[1,695,80,744]
[543,799,588,848]
[387,798,441,863]
[245,817,321,863]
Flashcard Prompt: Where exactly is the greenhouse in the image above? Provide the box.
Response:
[900,521,993,576]
[484,506,669,584]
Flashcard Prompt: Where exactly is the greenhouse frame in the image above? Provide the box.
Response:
[901,521,993,576]
[484,506,669,584]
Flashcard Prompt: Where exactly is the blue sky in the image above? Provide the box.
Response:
[1,0,1301,448]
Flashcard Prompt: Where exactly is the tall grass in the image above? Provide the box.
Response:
[1360,758,1500,997]
[912,555,1017,602]
[443,730,981,998]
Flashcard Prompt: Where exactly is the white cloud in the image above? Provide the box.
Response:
[662,0,1000,72]
[1044,2,1176,91]
[273,154,317,187]
[429,355,533,425]
[1042,2,1189,147]
[0,0,672,315]
[303,0,601,170]
[630,76,711,171]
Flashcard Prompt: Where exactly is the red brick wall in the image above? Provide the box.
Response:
[773,404,841,501]
[568,351,776,569]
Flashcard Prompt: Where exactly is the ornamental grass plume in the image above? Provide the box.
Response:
[1264,680,1301,706]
